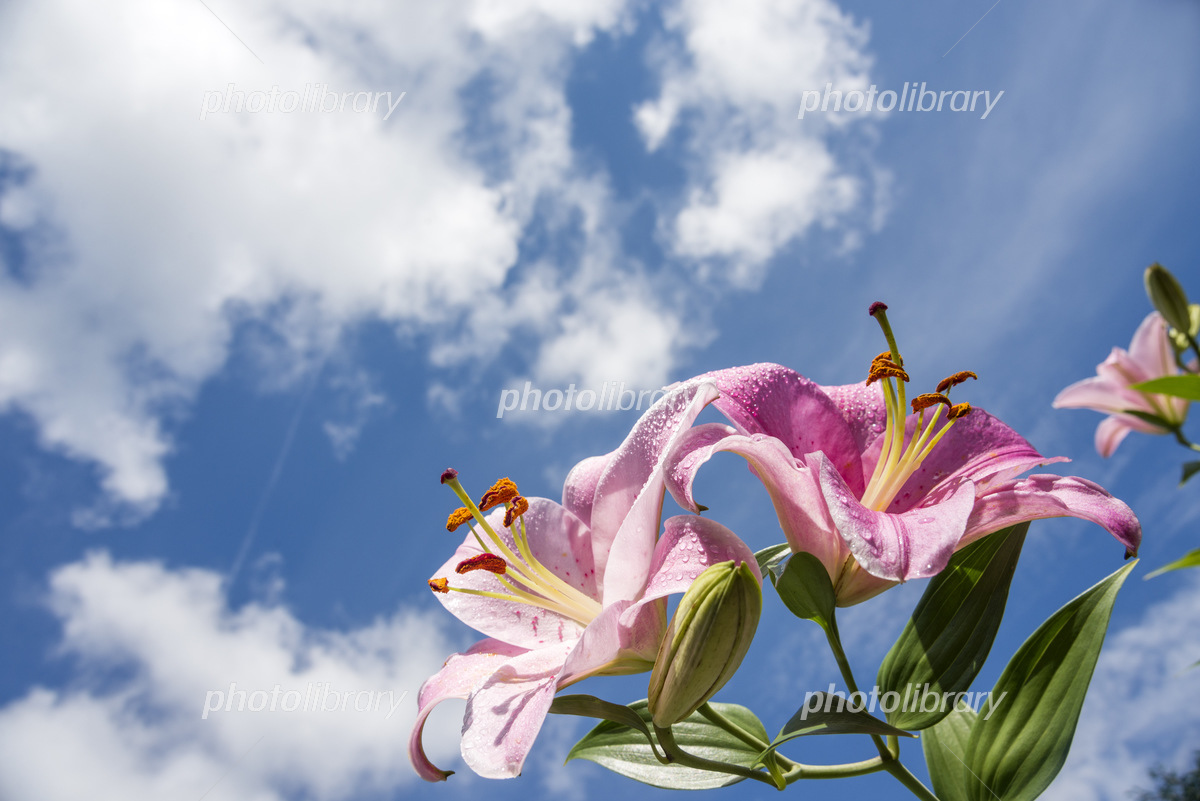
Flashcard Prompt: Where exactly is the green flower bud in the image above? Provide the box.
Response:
[1145,263,1193,335]
[1167,304,1200,354]
[647,561,762,728]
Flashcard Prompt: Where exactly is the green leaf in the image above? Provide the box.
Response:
[1182,461,1200,486]
[877,524,1027,730]
[962,560,1137,801]
[549,694,661,756]
[754,543,791,584]
[1144,547,1200,579]
[566,700,769,789]
[758,693,913,761]
[773,551,836,631]
[1131,374,1200,401]
[923,704,978,801]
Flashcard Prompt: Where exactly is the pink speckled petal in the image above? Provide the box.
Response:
[597,381,721,603]
[559,599,663,685]
[963,474,1141,558]
[410,639,527,782]
[431,498,596,650]
[819,381,889,460]
[562,454,610,529]
[637,515,761,604]
[460,644,574,779]
[816,453,975,582]
[664,426,846,577]
[887,408,1068,512]
[701,364,867,493]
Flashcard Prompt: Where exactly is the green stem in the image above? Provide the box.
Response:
[822,622,891,760]
[1173,428,1200,454]
[698,704,771,751]
[884,758,942,801]
[781,755,887,783]
[653,724,779,788]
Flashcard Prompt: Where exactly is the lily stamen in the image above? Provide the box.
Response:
[859,303,978,512]
[436,470,603,626]
[937,371,978,395]
[456,554,508,575]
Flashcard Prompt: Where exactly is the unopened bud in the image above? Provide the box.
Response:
[1145,263,1192,335]
[646,561,762,727]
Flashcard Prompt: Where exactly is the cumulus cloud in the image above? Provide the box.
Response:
[637,0,883,286]
[0,0,883,521]
[0,551,465,800]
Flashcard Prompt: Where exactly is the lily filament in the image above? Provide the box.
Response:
[859,304,977,511]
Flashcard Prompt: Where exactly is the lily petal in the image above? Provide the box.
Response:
[701,364,867,494]
[409,639,527,782]
[886,408,1069,511]
[816,452,976,582]
[597,381,720,604]
[637,514,762,604]
[562,454,609,529]
[559,599,662,686]
[963,474,1142,558]
[664,426,845,577]
[460,644,573,779]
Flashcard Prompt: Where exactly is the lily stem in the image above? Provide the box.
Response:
[653,724,779,788]
[1172,428,1200,454]
[822,621,892,761]
[883,758,942,801]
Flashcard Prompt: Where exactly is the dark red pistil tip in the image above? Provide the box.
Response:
[440,468,459,484]
[868,301,888,316]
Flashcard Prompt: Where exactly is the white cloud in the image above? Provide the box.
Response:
[0,0,886,522]
[1041,573,1200,801]
[0,551,466,800]
[637,0,883,285]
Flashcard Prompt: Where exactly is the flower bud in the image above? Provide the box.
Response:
[647,561,762,727]
[1145,263,1193,336]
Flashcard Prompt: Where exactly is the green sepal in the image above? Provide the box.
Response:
[754,543,791,585]
[757,694,913,762]
[1131,374,1200,402]
[922,704,978,801]
[877,524,1027,730]
[1144,547,1200,579]
[566,700,770,789]
[962,560,1137,801]
[773,551,836,632]
[1120,408,1174,429]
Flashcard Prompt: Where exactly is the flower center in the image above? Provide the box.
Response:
[858,303,976,512]
[429,472,603,626]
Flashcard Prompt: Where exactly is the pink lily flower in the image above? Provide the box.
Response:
[409,381,761,781]
[1053,311,1190,457]
[663,309,1140,606]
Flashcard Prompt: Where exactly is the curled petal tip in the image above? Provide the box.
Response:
[440,468,459,484]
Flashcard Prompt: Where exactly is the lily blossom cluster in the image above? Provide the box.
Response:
[411,301,1142,782]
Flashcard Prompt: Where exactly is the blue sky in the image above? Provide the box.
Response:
[1,0,1199,799]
